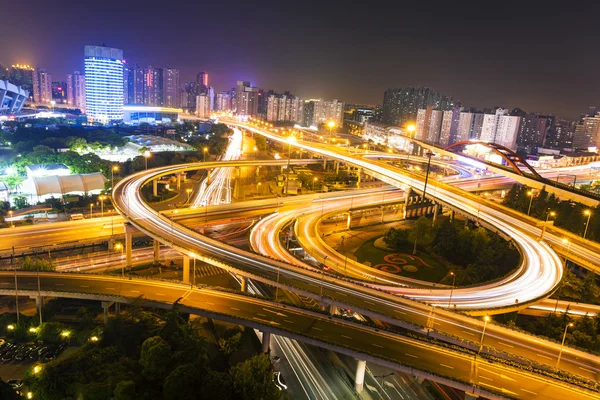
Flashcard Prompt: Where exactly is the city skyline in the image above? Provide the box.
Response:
[2,2,600,119]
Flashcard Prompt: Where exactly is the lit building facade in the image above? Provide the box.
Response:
[235,81,259,116]
[163,68,180,108]
[84,45,124,123]
[66,71,86,112]
[33,69,52,104]
[196,94,211,118]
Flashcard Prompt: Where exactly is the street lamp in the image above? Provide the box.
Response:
[8,210,13,228]
[527,190,536,216]
[312,177,318,192]
[115,242,124,277]
[111,165,119,191]
[284,136,296,196]
[327,121,335,137]
[556,322,574,369]
[539,211,556,240]
[143,151,151,170]
[50,100,56,113]
[406,124,416,162]
[447,272,456,309]
[186,188,192,205]
[253,146,258,160]
[89,203,93,218]
[413,151,434,255]
[203,147,208,162]
[256,182,262,195]
[99,196,105,218]
[561,238,572,262]
[478,316,490,354]
[583,209,592,239]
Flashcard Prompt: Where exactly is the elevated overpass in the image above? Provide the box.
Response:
[2,271,598,400]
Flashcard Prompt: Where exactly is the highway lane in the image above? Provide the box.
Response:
[1,271,597,400]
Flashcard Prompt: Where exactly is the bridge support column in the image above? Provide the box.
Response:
[207,169,212,185]
[31,295,42,310]
[450,210,455,222]
[153,179,158,197]
[101,301,113,325]
[432,203,439,226]
[323,158,327,170]
[335,161,340,174]
[346,213,352,230]
[355,359,367,393]
[115,302,120,316]
[414,376,424,384]
[182,256,190,283]
[124,223,136,269]
[240,276,248,292]
[356,170,361,188]
[153,240,160,265]
[261,331,271,353]
[465,394,478,400]
[328,304,338,315]
[176,173,182,190]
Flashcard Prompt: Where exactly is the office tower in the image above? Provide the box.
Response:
[66,71,86,112]
[196,94,211,118]
[144,66,163,106]
[207,86,214,111]
[426,110,444,144]
[163,68,180,108]
[84,45,124,123]
[573,113,600,150]
[235,81,259,116]
[479,108,521,150]
[32,69,52,104]
[301,101,315,127]
[382,87,452,126]
[516,113,550,153]
[52,82,66,103]
[182,82,199,111]
[546,119,574,149]
[310,99,344,126]
[198,71,209,93]
[9,64,34,95]
[439,107,461,146]
[215,91,232,111]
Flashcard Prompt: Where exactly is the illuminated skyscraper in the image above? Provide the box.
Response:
[66,71,86,112]
[84,45,124,123]
[33,69,52,104]
[163,68,180,108]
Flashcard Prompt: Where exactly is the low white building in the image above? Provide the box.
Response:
[26,164,70,178]
[21,172,107,198]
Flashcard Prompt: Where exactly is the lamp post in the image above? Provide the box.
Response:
[539,211,556,240]
[312,177,318,192]
[50,100,55,113]
[284,136,296,196]
[89,203,93,218]
[447,272,456,309]
[256,182,262,195]
[327,121,335,138]
[527,190,535,216]
[413,150,433,255]
[478,316,490,354]
[556,322,574,369]
[406,124,416,163]
[8,210,13,228]
[114,242,124,278]
[583,210,592,239]
[111,165,119,191]
[143,150,151,170]
[203,147,208,162]
[561,238,572,262]
[99,196,105,218]
[186,188,192,205]
[253,146,258,160]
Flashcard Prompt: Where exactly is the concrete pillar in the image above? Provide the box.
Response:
[153,240,160,265]
[356,171,361,188]
[261,331,271,353]
[115,302,120,316]
[355,359,367,393]
[240,276,248,292]
[182,256,190,283]
[323,158,327,170]
[450,210,455,222]
[335,161,340,174]
[414,376,425,384]
[101,301,113,325]
[346,213,352,230]
[32,296,42,310]
[153,179,158,197]
[465,394,478,400]
[125,230,133,268]
[176,173,181,190]
[328,304,338,315]
[207,169,212,185]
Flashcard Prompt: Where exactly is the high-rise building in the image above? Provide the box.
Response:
[573,113,600,150]
[439,107,461,147]
[426,110,444,144]
[546,119,574,149]
[266,92,303,122]
[312,99,344,126]
[479,108,520,150]
[197,72,209,92]
[235,81,259,116]
[163,68,180,108]
[84,45,124,123]
[51,81,67,103]
[302,101,315,127]
[32,69,52,104]
[382,87,454,126]
[516,113,550,153]
[196,94,211,118]
[9,64,34,96]
[66,71,86,112]
[215,91,232,111]
[415,106,432,141]
[144,66,163,107]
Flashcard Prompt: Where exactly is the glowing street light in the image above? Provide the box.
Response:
[447,272,456,309]
[89,335,99,342]
[143,150,151,170]
[556,322,574,369]
[583,209,592,239]
[33,365,42,374]
[327,121,335,137]
[478,316,491,354]
[253,146,258,160]
[111,165,119,191]
[8,210,13,228]
[115,242,124,277]
[561,238,572,261]
[50,100,56,113]
[527,190,536,216]
[539,211,556,240]
[99,196,106,218]
[203,147,208,162]
[7,324,14,331]
[256,182,262,195]
[89,203,93,218]
[60,330,70,338]
[312,177,318,192]
[29,327,38,334]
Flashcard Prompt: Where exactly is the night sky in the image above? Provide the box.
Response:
[2,1,599,118]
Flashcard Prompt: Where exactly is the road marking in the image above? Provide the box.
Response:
[257,313,267,317]
[498,341,514,348]
[105,287,115,290]
[309,283,319,287]
[479,376,493,381]
[342,335,352,340]
[155,293,165,296]
[521,389,537,395]
[80,285,89,288]
[394,310,406,315]
[0,283,9,285]
[312,327,322,331]
[440,364,454,369]
[206,302,214,305]
[536,353,553,361]
[262,308,287,317]
[462,330,475,336]
[372,344,383,348]
[404,353,418,359]
[55,283,64,286]
[130,290,140,293]
[579,366,596,374]
[364,300,375,305]
[335,291,347,296]
[230,307,240,311]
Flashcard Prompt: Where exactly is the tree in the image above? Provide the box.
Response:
[218,332,242,357]
[254,135,267,151]
[383,227,409,250]
[163,363,203,400]
[230,354,280,400]
[21,256,55,272]
[140,336,172,380]
[0,378,19,400]
[39,321,66,344]
[113,380,136,400]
